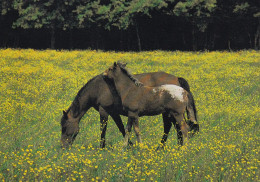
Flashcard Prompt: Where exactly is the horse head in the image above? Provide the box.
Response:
[103,62,143,87]
[103,62,120,79]
[60,110,79,148]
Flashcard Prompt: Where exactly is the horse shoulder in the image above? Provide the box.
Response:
[91,76,114,107]
[121,87,143,112]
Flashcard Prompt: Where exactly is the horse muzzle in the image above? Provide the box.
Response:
[103,71,108,77]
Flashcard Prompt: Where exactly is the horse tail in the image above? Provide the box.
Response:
[178,77,191,93]
[187,91,198,121]
[178,77,197,121]
[187,92,199,133]
[178,77,199,133]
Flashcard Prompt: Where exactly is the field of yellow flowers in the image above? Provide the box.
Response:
[0,49,259,181]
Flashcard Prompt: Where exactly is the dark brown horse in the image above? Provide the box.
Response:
[61,65,198,148]
[103,62,198,147]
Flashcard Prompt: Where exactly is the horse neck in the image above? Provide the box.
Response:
[68,85,93,120]
[68,102,89,120]
[113,72,139,98]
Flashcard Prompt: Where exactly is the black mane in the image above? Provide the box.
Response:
[117,63,143,87]
[67,75,99,117]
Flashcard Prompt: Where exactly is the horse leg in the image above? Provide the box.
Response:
[99,107,109,148]
[124,116,134,147]
[174,113,189,146]
[159,113,172,148]
[168,115,182,146]
[133,117,142,144]
[110,114,125,137]
[110,114,133,146]
[176,123,183,146]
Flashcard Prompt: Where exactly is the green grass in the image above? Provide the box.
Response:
[0,49,259,181]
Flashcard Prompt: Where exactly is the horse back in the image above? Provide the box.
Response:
[135,72,179,87]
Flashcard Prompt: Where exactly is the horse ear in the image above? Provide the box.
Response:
[122,63,127,67]
[63,110,68,119]
[118,62,127,68]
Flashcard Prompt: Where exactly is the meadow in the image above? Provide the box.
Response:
[0,49,259,181]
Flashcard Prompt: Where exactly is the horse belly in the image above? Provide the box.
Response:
[139,105,165,116]
[139,110,164,117]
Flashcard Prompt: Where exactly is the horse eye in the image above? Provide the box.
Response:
[62,127,66,134]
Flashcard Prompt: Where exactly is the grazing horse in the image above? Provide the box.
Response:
[61,65,198,148]
[103,62,198,147]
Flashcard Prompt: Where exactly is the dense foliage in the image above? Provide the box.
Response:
[0,0,259,50]
[0,49,259,181]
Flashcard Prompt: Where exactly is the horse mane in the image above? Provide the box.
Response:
[67,75,98,117]
[117,62,143,87]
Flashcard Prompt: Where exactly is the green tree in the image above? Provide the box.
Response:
[1,0,12,15]
[233,0,260,49]
[75,0,101,28]
[92,0,217,51]
[1,0,17,47]
[91,0,168,51]
[114,0,168,51]
[13,0,78,49]
[169,0,216,50]
[210,0,259,50]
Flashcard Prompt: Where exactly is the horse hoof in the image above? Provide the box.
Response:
[100,142,106,148]
[128,140,133,146]
[156,144,165,151]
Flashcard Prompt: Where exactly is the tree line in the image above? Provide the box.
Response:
[0,0,259,51]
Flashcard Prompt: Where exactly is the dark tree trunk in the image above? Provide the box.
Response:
[50,27,55,49]
[210,33,216,50]
[244,24,253,49]
[228,40,232,51]
[254,20,260,50]
[96,28,100,50]
[204,31,208,50]
[135,22,142,51]
[69,29,73,50]
[120,29,124,51]
[182,33,186,49]
[247,32,252,48]
[192,26,197,51]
